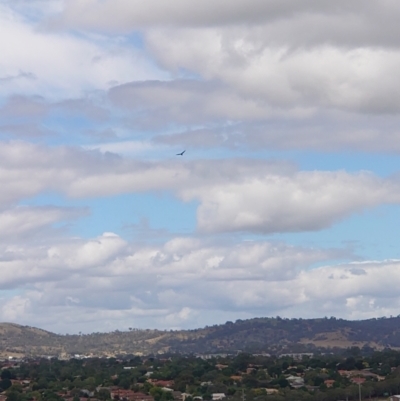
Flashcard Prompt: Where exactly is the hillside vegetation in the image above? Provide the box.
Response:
[1,316,400,357]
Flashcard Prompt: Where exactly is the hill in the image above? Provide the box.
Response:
[1,316,400,357]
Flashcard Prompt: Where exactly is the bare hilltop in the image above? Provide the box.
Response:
[1,316,400,358]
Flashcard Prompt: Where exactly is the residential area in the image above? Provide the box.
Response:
[1,349,400,401]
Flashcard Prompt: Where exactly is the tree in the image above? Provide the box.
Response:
[1,370,12,380]
[97,389,111,401]
[7,384,23,394]
[149,387,173,401]
[175,373,195,392]
[0,379,12,391]
[277,376,289,388]
[6,392,21,401]
[242,375,258,388]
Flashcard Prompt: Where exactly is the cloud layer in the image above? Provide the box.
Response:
[1,0,400,333]
[1,141,400,234]
[1,232,398,333]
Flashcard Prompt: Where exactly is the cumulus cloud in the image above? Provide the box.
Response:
[108,80,276,130]
[1,141,400,234]
[53,1,400,117]
[0,233,343,332]
[0,3,163,99]
[0,94,112,140]
[55,0,400,45]
[62,164,400,234]
[6,1,400,150]
[111,80,400,153]
[0,205,86,241]
[182,170,400,233]
[156,122,387,152]
[145,31,400,114]
[0,230,399,333]
[2,0,400,334]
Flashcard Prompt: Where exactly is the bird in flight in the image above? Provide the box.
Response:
[176,150,186,156]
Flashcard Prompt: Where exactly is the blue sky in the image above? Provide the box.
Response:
[1,0,400,334]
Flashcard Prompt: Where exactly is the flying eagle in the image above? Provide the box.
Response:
[176,150,186,156]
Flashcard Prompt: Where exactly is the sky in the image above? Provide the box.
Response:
[1,0,400,334]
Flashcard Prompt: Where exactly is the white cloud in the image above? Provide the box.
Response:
[0,231,399,333]
[50,1,400,116]
[0,205,86,240]
[145,30,400,114]
[108,80,300,130]
[1,142,400,234]
[182,170,400,233]
[0,233,341,332]
[0,295,31,322]
[65,232,128,269]
[5,1,400,151]
[86,140,154,156]
[0,3,164,99]
[2,0,400,335]
[110,80,400,153]
[54,0,400,43]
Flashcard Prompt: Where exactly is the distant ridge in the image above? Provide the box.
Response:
[1,316,400,358]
